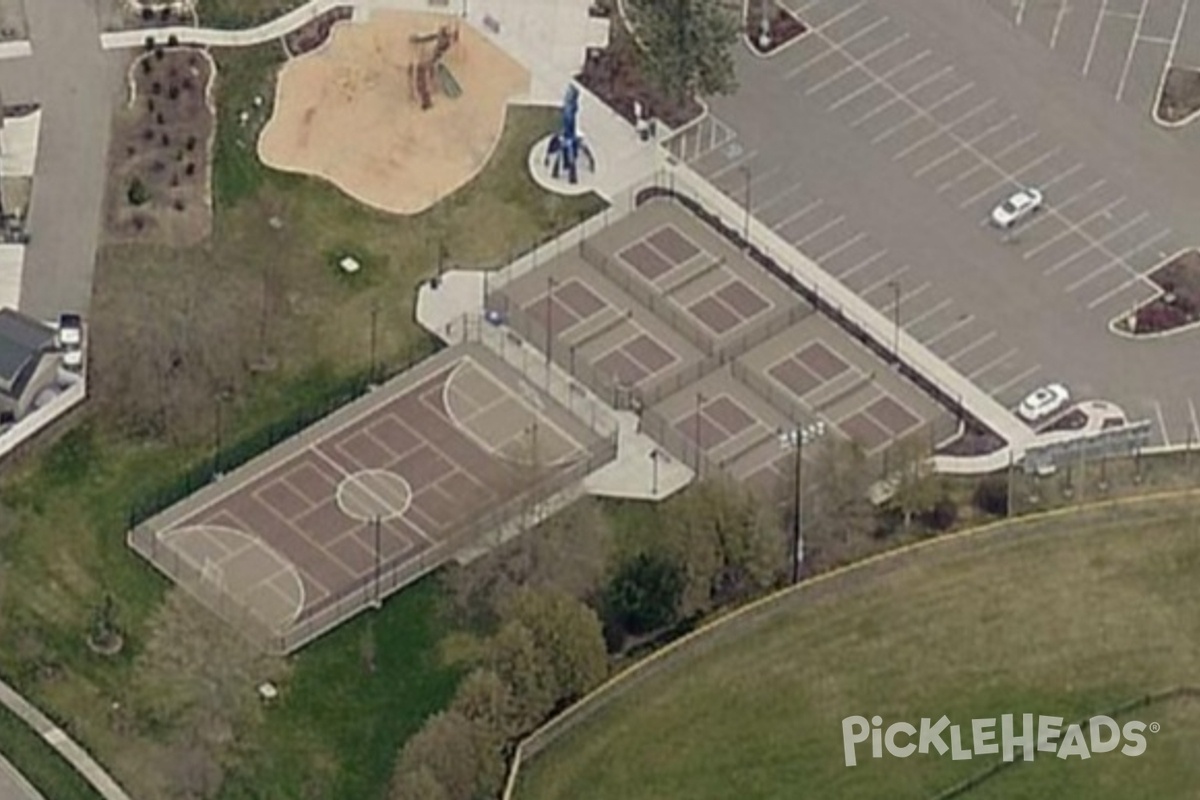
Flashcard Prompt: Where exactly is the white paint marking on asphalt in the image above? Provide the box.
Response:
[901,65,955,98]
[707,149,759,182]
[924,313,975,346]
[1018,179,1109,240]
[828,35,912,110]
[1070,228,1170,293]
[902,297,952,330]
[938,98,998,135]
[1082,0,1109,76]
[880,280,930,312]
[1041,202,1137,274]
[945,330,998,365]
[805,61,863,96]
[1188,399,1200,444]
[1016,0,1029,26]
[923,81,976,114]
[892,127,948,160]
[795,214,848,246]
[774,198,825,231]
[1040,161,1086,190]
[954,147,1061,205]
[817,1,868,32]
[848,95,902,125]
[987,363,1042,397]
[1138,35,1172,44]
[858,265,912,298]
[1155,401,1170,446]
[837,16,892,51]
[964,115,1019,148]
[871,112,920,144]
[1116,0,1150,102]
[912,143,967,178]
[1050,0,1069,49]
[1084,270,1157,310]
[753,182,807,215]
[990,130,1040,162]
[1162,0,1193,114]
[836,248,888,280]
[942,161,991,195]
[1023,225,1078,260]
[814,231,868,263]
[967,348,1019,381]
[785,46,838,80]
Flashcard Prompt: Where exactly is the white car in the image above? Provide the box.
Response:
[1018,383,1070,423]
[990,187,1043,229]
[57,313,83,372]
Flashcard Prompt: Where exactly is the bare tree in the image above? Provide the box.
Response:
[389,710,500,800]
[885,434,942,530]
[788,437,879,564]
[390,767,450,800]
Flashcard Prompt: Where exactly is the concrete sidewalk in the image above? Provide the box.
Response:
[0,753,44,800]
[0,678,131,800]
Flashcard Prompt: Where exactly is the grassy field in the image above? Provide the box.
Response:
[195,0,306,28]
[0,703,103,800]
[0,37,602,800]
[517,496,1200,800]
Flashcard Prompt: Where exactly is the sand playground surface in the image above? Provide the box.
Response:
[258,11,531,215]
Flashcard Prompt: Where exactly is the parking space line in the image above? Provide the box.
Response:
[1155,401,1170,446]
[1084,268,1158,309]
[965,114,1018,147]
[903,297,952,330]
[990,131,1039,161]
[848,95,902,125]
[817,1,868,33]
[1015,0,1029,26]
[774,198,825,230]
[882,280,930,312]
[1019,179,1109,239]
[967,347,1019,381]
[945,330,998,364]
[1050,0,1069,49]
[1138,35,1172,45]
[1040,162,1086,190]
[923,81,976,114]
[827,35,912,110]
[814,231,868,262]
[1189,399,1199,444]
[785,48,839,80]
[954,147,1061,204]
[871,112,920,144]
[1082,0,1109,76]
[1164,0,1192,103]
[901,65,955,98]
[707,150,759,182]
[838,16,892,51]
[892,127,948,160]
[860,265,912,298]
[795,214,848,246]
[805,62,863,96]
[940,98,999,133]
[1116,0,1149,101]
[988,364,1042,396]
[924,313,975,346]
[1025,196,1126,261]
[1068,228,1169,292]
[837,249,888,280]
[1040,201,1133,273]
[912,144,966,178]
[753,182,807,215]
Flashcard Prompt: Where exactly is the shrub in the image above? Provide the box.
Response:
[604,552,685,637]
[973,476,1008,516]
[922,496,959,531]
[127,177,150,206]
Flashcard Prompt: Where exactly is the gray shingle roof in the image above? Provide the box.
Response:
[0,307,54,383]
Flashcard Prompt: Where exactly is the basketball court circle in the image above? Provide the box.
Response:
[335,469,413,521]
[158,525,305,633]
[444,356,584,468]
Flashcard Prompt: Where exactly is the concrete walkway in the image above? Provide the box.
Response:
[0,677,132,800]
[0,753,45,800]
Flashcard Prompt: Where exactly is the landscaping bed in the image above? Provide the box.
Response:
[283,6,352,57]
[936,423,1006,457]
[1041,408,1087,433]
[745,1,807,55]
[1157,66,1200,124]
[105,45,214,246]
[1115,249,1200,335]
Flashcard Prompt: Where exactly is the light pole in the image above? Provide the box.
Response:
[781,421,825,583]
[740,165,752,243]
[888,279,901,362]
[650,448,660,496]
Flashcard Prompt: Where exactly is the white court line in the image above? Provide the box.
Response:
[1050,0,1069,49]
[902,297,952,330]
[836,248,888,280]
[858,265,912,299]
[817,1,867,32]
[774,198,825,231]
[805,61,863,96]
[987,363,1042,397]
[814,231,868,262]
[1116,0,1149,102]
[828,35,912,110]
[967,347,1019,381]
[1068,228,1169,293]
[1155,401,1170,445]
[795,214,847,246]
[924,313,975,346]
[954,147,1061,206]
[753,182,807,215]
[1189,399,1200,444]
[1082,0,1109,76]
[945,330,998,365]
[707,149,759,182]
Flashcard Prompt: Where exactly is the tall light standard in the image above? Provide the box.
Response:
[887,279,901,362]
[650,448,661,497]
[740,165,752,243]
[780,420,826,583]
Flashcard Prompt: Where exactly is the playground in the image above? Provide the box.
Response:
[258,10,530,215]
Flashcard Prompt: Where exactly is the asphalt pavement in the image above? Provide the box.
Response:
[670,0,1200,447]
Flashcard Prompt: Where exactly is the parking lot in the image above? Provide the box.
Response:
[665,0,1200,447]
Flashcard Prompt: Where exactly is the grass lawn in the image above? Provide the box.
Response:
[195,0,307,29]
[516,497,1200,800]
[0,703,103,800]
[0,37,603,800]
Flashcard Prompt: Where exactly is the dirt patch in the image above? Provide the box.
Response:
[284,6,353,57]
[746,1,807,55]
[577,0,702,128]
[1118,249,1200,335]
[1157,66,1200,124]
[105,46,214,246]
[258,11,530,216]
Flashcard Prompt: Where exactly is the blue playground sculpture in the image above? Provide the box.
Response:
[544,85,595,184]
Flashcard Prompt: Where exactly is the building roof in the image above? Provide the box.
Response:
[0,306,54,387]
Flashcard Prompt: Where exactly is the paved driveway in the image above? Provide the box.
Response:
[669,0,1200,446]
[0,0,127,320]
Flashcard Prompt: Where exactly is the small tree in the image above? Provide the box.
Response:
[604,551,685,636]
[636,0,740,106]
[886,435,942,530]
[127,177,150,206]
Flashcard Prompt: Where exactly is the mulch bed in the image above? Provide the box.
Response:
[1041,408,1087,433]
[936,424,1006,457]
[576,0,702,128]
[284,6,353,57]
[746,3,808,55]
[1157,66,1200,124]
[1122,249,1200,335]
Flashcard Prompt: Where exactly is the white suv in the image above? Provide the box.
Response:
[1018,383,1069,423]
[991,187,1043,229]
[57,313,83,371]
